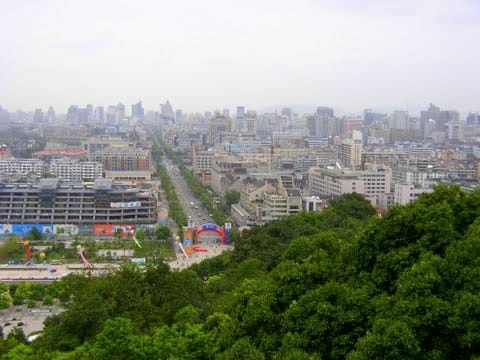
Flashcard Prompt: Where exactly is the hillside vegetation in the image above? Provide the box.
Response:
[2,186,480,359]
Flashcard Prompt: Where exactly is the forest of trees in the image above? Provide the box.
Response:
[2,186,480,359]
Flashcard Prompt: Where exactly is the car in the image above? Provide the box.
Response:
[17,322,24,326]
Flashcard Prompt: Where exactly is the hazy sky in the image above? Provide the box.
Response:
[1,0,479,115]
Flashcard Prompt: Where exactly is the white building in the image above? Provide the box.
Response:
[0,159,43,177]
[50,161,103,183]
[308,166,391,206]
[394,183,433,205]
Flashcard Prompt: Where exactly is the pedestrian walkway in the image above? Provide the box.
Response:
[167,242,233,270]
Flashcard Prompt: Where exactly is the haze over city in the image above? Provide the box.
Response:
[1,0,480,113]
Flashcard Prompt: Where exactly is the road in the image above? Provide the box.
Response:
[162,157,215,227]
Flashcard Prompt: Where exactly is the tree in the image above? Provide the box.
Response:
[155,225,171,241]
[224,190,241,212]
[28,226,43,241]
[328,193,376,222]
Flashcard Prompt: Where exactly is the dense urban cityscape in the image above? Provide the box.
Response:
[0,100,479,229]
[2,0,480,358]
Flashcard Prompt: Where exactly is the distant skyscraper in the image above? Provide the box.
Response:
[67,105,79,123]
[222,108,230,118]
[116,102,125,122]
[94,106,105,124]
[235,106,245,130]
[420,103,441,138]
[161,100,174,120]
[236,106,245,118]
[33,108,44,123]
[106,106,117,125]
[47,106,56,123]
[466,112,480,125]
[363,109,386,125]
[389,111,409,130]
[316,106,334,117]
[175,109,183,123]
[0,107,9,122]
[131,101,145,122]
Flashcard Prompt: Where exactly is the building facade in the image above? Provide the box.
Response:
[0,179,157,225]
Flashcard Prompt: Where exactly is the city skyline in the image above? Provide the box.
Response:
[1,0,480,113]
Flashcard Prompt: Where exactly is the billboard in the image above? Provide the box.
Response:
[110,201,141,208]
[93,224,135,236]
[0,224,12,236]
[12,224,54,236]
[54,224,79,235]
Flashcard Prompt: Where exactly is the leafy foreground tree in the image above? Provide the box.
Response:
[8,187,480,359]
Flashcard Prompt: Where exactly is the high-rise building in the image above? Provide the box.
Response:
[466,112,480,125]
[235,106,245,131]
[67,105,79,123]
[161,100,174,120]
[106,106,117,125]
[116,102,126,122]
[94,106,105,124]
[33,108,44,123]
[420,103,441,138]
[316,106,334,117]
[47,106,56,123]
[341,116,363,136]
[340,130,363,168]
[236,106,245,118]
[131,101,144,122]
[363,109,386,125]
[389,111,409,130]
[307,114,340,138]
[175,109,183,123]
[0,107,9,122]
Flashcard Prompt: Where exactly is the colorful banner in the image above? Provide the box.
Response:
[93,224,135,236]
[54,224,79,235]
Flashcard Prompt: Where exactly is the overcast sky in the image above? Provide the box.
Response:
[1,0,479,115]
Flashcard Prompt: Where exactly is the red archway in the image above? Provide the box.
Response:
[195,224,226,244]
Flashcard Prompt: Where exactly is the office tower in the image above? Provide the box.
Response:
[86,104,93,117]
[106,106,117,125]
[78,108,90,123]
[67,105,79,123]
[116,102,125,122]
[307,113,339,138]
[420,103,440,138]
[466,113,480,125]
[235,106,245,131]
[33,109,44,123]
[363,109,386,125]
[161,100,174,119]
[131,101,145,122]
[94,106,105,125]
[175,109,183,123]
[222,109,230,118]
[316,106,334,117]
[438,110,459,131]
[47,106,56,123]
[389,110,409,130]
[236,106,245,118]
[0,107,9,122]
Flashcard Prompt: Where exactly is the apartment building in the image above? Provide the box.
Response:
[49,161,103,183]
[91,149,151,171]
[308,167,391,206]
[0,159,43,177]
[394,183,434,205]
